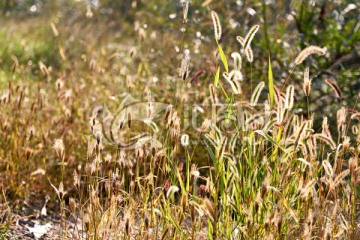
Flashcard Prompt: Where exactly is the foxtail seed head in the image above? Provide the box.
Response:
[179,51,191,80]
[325,79,342,98]
[53,138,65,160]
[211,11,222,41]
[236,36,245,47]
[182,1,189,24]
[245,47,254,62]
[223,72,241,94]
[285,85,295,110]
[231,52,242,70]
[295,46,326,65]
[243,25,260,50]
[250,81,265,106]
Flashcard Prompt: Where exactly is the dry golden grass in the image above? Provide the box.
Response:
[0,3,359,240]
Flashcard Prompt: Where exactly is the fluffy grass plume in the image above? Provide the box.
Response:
[211,10,222,40]
[243,25,260,50]
[251,81,265,106]
[245,47,254,62]
[223,72,241,94]
[231,52,242,70]
[295,45,326,65]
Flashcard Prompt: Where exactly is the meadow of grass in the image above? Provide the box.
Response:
[0,1,359,239]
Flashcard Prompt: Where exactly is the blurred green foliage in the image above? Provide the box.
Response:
[121,0,359,124]
[1,0,359,125]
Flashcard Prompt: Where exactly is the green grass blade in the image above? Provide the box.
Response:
[268,56,274,108]
[254,130,283,150]
[214,66,220,87]
[216,38,228,72]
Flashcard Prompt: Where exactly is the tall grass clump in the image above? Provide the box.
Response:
[45,9,359,240]
[0,3,359,240]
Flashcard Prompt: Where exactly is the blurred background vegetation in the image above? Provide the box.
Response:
[1,0,359,115]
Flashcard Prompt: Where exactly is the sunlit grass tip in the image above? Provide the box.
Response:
[211,10,222,41]
[295,45,326,65]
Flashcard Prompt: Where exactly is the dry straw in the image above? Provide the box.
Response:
[211,11,222,40]
[295,46,326,65]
